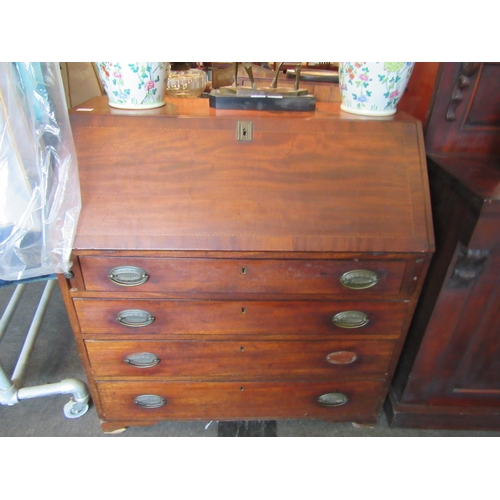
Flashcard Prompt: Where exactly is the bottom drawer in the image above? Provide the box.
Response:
[96,380,386,421]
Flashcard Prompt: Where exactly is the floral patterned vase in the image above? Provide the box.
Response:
[96,62,170,109]
[339,62,415,116]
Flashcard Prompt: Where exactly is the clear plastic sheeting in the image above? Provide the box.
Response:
[0,62,80,281]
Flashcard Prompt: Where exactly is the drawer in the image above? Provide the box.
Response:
[74,299,409,337]
[78,256,408,296]
[85,339,397,380]
[96,380,386,421]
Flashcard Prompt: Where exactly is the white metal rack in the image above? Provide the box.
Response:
[0,275,89,418]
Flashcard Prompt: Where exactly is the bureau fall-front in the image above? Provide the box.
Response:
[59,97,434,432]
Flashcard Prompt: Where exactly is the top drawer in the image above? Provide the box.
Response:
[78,256,408,296]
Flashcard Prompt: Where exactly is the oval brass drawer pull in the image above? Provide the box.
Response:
[117,309,155,328]
[332,310,369,329]
[326,351,358,364]
[108,266,149,287]
[134,394,167,409]
[317,392,349,407]
[340,269,379,290]
[124,352,160,368]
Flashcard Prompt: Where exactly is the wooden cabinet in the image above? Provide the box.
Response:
[386,62,500,430]
[59,97,433,432]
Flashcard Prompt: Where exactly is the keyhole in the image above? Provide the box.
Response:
[241,267,246,275]
[240,346,245,352]
[241,307,246,314]
[237,122,252,141]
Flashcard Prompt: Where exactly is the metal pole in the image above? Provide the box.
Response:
[11,279,56,386]
[0,360,15,394]
[0,284,26,344]
[18,378,89,404]
[0,284,26,395]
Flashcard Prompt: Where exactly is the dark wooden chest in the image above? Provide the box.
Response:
[387,62,500,430]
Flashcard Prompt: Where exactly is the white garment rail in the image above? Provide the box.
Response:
[0,275,89,418]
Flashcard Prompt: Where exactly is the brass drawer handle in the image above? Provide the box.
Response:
[134,394,167,409]
[124,352,160,368]
[108,266,149,287]
[326,351,358,364]
[333,310,369,329]
[317,392,349,407]
[340,269,379,290]
[117,309,155,328]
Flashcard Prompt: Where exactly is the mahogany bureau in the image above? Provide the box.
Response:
[59,96,434,432]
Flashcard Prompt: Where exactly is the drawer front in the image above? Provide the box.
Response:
[79,256,408,295]
[96,380,386,421]
[85,339,397,380]
[74,299,409,337]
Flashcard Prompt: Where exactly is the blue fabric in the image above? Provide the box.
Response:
[0,274,56,289]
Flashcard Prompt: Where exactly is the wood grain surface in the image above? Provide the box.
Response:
[70,98,434,254]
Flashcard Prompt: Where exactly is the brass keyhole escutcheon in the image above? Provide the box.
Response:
[241,266,247,274]
[237,121,253,141]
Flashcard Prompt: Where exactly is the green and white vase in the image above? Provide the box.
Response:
[339,62,415,116]
[96,62,170,109]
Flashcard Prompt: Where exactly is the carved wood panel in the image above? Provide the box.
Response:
[425,62,500,154]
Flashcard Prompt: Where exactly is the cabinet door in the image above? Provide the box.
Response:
[451,284,500,398]
[425,62,500,155]
[402,234,500,406]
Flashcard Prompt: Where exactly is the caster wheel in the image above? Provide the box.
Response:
[63,400,89,419]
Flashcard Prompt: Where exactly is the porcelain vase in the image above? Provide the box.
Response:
[339,62,415,116]
[96,62,170,109]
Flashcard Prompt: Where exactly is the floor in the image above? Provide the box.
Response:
[1,279,499,438]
